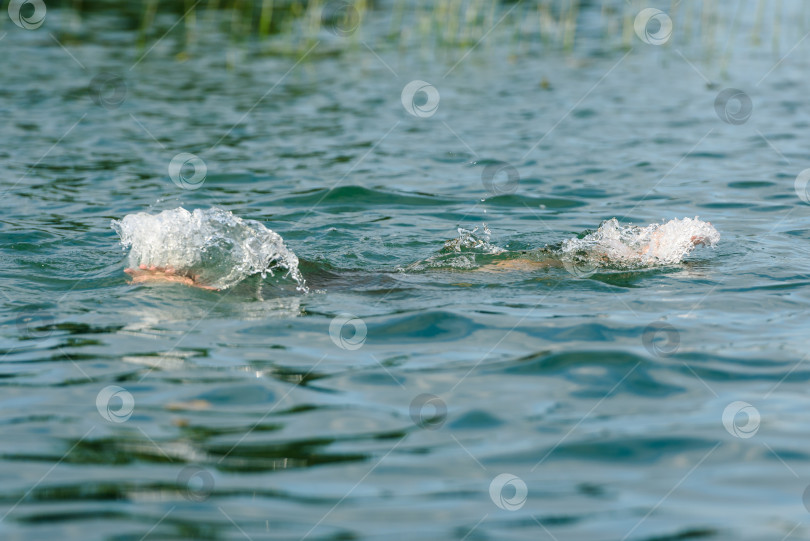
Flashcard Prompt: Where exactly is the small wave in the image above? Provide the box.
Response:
[112,207,306,291]
[559,217,720,268]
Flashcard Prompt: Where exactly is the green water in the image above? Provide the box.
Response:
[2,1,810,540]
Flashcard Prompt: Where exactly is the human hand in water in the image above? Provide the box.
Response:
[641,225,713,255]
[690,234,711,246]
[124,265,218,290]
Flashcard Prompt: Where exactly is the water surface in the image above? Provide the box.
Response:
[2,2,810,540]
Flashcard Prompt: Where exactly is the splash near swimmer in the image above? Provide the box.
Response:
[113,208,718,289]
[558,217,720,269]
[112,207,306,292]
[414,217,719,273]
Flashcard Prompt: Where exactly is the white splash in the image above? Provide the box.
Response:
[560,217,720,267]
[400,224,505,272]
[111,207,306,291]
[442,224,506,255]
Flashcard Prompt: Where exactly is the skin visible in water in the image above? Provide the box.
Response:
[124,265,219,290]
[123,230,712,286]
[477,231,712,272]
[476,258,558,272]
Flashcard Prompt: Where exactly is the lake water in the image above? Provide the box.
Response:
[2,1,810,540]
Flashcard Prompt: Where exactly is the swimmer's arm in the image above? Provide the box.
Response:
[476,234,711,273]
[641,232,712,255]
[475,258,558,273]
[124,265,219,290]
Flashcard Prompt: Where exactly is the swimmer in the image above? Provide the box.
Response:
[117,210,718,289]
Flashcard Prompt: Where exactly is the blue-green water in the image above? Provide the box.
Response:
[3,2,810,540]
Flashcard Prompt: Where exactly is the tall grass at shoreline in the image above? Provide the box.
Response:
[21,0,810,61]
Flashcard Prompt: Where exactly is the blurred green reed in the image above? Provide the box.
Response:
[36,0,807,59]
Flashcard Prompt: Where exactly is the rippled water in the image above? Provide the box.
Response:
[3,2,810,540]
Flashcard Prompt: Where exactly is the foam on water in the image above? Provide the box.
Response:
[403,225,506,271]
[559,217,720,267]
[442,224,506,255]
[112,207,307,291]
